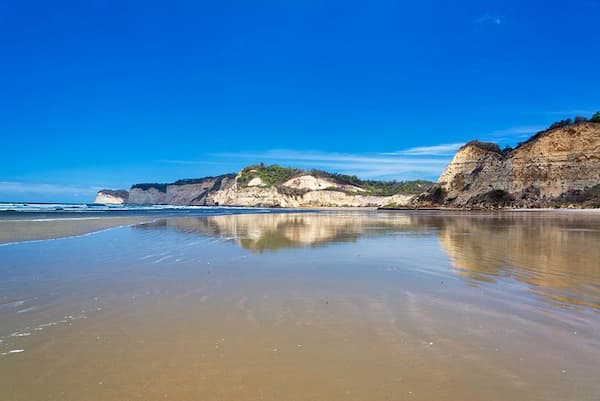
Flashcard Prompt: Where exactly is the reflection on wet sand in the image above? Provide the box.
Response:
[137,212,600,309]
[135,212,425,251]
[434,214,600,308]
[1,211,599,401]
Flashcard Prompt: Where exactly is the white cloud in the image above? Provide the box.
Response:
[489,126,545,135]
[0,181,101,196]
[210,149,450,180]
[484,125,545,143]
[382,143,464,156]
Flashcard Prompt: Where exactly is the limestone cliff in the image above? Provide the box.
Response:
[127,175,236,205]
[94,167,431,208]
[94,189,129,204]
[203,178,415,208]
[418,122,600,208]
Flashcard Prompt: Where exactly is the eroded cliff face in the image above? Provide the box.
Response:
[95,190,129,204]
[202,177,414,208]
[127,176,236,205]
[420,122,600,208]
[95,171,416,208]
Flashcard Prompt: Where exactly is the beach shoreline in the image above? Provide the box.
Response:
[3,206,600,246]
[1,210,599,401]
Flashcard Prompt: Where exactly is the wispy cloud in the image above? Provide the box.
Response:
[474,14,504,25]
[485,125,545,143]
[489,126,545,135]
[382,143,464,156]
[0,181,101,196]
[208,149,451,180]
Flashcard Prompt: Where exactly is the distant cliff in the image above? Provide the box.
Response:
[95,166,433,208]
[95,189,129,204]
[127,175,237,205]
[416,120,600,208]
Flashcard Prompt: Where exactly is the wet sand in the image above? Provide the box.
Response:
[0,217,152,245]
[1,211,599,400]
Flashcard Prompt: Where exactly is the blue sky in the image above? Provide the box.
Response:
[1,0,599,202]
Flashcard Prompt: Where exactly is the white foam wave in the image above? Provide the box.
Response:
[0,203,273,212]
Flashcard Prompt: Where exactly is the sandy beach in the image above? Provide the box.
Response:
[1,209,599,401]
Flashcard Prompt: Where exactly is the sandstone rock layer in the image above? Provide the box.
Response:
[420,122,600,208]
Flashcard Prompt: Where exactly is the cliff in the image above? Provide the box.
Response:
[95,166,432,208]
[95,189,129,204]
[128,175,236,205]
[417,121,600,208]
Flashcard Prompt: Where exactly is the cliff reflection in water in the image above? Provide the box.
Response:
[135,212,600,309]
[434,213,600,309]
[136,212,424,252]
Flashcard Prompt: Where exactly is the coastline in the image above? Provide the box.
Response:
[4,205,600,246]
[0,207,308,245]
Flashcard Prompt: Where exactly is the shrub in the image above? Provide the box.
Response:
[98,189,129,199]
[237,164,303,187]
[172,174,235,186]
[548,118,573,130]
[131,183,168,192]
[237,164,434,196]
[463,140,503,154]
[591,112,600,123]
[131,173,235,193]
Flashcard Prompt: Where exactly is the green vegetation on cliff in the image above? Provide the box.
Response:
[237,164,434,196]
[131,174,236,193]
[514,111,600,150]
[97,189,129,199]
[321,172,433,196]
[462,111,600,156]
[237,164,304,187]
[461,140,503,154]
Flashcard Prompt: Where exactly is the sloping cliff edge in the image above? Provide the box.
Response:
[416,121,600,209]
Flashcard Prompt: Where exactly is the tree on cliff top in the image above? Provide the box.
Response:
[591,112,600,123]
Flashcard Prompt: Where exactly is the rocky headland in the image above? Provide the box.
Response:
[416,119,600,209]
[94,189,130,205]
[95,166,432,208]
